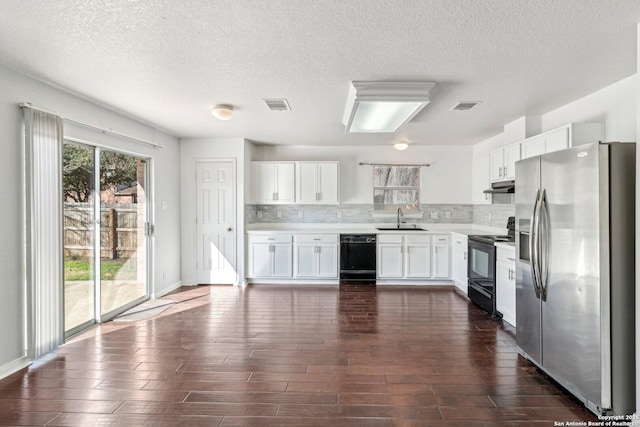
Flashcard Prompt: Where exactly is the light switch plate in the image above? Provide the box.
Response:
[277,211,282,219]
[298,210,304,218]
[337,210,343,219]
[431,211,438,219]
[257,211,262,219]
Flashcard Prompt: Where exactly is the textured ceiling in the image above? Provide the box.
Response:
[1,1,639,146]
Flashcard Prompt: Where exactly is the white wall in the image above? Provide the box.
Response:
[0,64,181,376]
[541,75,636,141]
[252,144,473,204]
[474,75,637,156]
[179,138,247,285]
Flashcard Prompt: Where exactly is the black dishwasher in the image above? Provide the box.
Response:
[340,234,376,282]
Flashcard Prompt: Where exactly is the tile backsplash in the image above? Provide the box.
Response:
[246,204,474,224]
[246,202,515,227]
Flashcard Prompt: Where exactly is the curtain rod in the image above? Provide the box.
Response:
[20,102,164,149]
[359,162,431,167]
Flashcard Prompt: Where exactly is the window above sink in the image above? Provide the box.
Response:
[372,165,421,212]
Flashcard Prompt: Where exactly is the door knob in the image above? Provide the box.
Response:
[227,227,232,232]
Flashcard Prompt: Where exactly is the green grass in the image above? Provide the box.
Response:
[64,258,137,281]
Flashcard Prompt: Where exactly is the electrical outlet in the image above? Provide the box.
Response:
[298,210,304,218]
[431,211,438,219]
[277,211,282,219]
[488,212,492,221]
[337,210,343,219]
[257,210,262,219]
[445,211,451,219]
[162,271,167,280]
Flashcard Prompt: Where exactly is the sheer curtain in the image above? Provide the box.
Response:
[23,107,64,359]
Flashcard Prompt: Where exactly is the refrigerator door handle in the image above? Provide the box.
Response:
[539,189,550,301]
[530,189,542,299]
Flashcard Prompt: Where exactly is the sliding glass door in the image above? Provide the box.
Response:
[63,142,149,337]
[63,143,96,334]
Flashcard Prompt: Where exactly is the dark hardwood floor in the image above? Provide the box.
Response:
[0,284,598,426]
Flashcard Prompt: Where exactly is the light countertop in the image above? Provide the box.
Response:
[495,241,516,250]
[246,223,508,236]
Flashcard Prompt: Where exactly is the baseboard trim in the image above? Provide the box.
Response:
[0,356,31,380]
[153,280,183,299]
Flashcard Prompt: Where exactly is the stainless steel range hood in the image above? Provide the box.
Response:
[484,180,515,194]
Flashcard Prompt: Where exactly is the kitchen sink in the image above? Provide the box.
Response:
[376,227,427,231]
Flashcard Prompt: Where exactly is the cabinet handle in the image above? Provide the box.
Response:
[313,238,321,241]
[499,166,503,178]
[318,192,322,201]
[507,257,516,261]
[464,252,467,260]
[267,237,275,241]
[504,166,508,176]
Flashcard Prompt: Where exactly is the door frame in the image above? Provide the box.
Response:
[193,158,238,285]
[62,138,153,338]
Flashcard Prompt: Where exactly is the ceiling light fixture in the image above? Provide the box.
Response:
[393,142,409,151]
[342,81,435,133]
[211,104,235,120]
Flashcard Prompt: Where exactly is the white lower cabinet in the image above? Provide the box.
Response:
[451,234,468,294]
[293,234,338,278]
[405,239,431,278]
[432,235,450,278]
[495,245,516,326]
[377,234,449,280]
[248,234,293,278]
[377,237,404,278]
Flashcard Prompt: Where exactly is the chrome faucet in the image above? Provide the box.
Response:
[397,207,403,228]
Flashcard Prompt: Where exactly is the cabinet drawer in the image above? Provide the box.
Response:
[496,246,516,264]
[377,234,403,244]
[249,234,293,244]
[432,235,450,244]
[405,234,431,244]
[452,235,467,248]
[294,234,338,243]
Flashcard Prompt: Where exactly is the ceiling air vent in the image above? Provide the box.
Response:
[451,101,482,111]
[263,99,291,111]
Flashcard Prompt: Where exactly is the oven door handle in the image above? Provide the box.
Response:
[530,189,542,299]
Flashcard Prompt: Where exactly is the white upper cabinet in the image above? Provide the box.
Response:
[296,162,339,204]
[252,162,295,204]
[472,154,492,204]
[490,142,520,182]
[521,123,603,160]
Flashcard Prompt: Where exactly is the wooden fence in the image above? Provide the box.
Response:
[63,203,140,259]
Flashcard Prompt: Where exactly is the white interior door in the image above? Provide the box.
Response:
[196,161,236,284]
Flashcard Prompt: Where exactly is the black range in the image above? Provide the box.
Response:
[467,217,515,319]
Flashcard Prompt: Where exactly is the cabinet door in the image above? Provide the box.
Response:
[545,127,569,154]
[496,260,516,326]
[503,143,521,180]
[452,246,467,293]
[296,163,318,204]
[377,244,403,278]
[272,244,292,277]
[275,163,295,203]
[472,154,491,204]
[317,244,338,278]
[294,243,316,277]
[489,150,505,182]
[432,243,450,278]
[318,162,339,204]
[521,136,545,159]
[252,163,276,203]
[249,243,272,277]
[405,243,431,278]
[495,261,511,320]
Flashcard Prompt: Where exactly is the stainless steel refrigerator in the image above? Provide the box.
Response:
[515,142,635,416]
